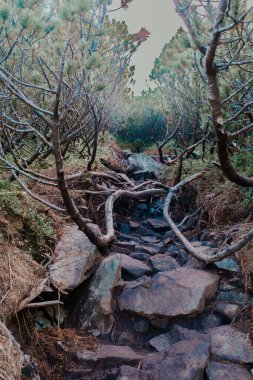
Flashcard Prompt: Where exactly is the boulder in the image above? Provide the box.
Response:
[149,254,179,272]
[128,153,162,178]
[78,255,121,335]
[50,225,101,291]
[118,268,219,319]
[214,302,241,320]
[206,361,253,380]
[76,345,143,368]
[209,325,253,363]
[142,336,210,380]
[117,254,151,278]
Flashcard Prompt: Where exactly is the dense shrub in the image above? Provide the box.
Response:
[112,107,167,152]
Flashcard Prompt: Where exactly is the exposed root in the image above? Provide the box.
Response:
[83,187,167,248]
[163,173,253,263]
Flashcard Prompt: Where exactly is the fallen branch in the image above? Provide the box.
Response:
[163,172,253,263]
[17,278,48,312]
[23,300,63,309]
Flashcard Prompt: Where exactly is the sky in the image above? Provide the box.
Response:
[108,0,253,95]
[108,0,184,94]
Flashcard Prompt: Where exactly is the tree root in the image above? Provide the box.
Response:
[163,172,253,263]
[83,187,167,249]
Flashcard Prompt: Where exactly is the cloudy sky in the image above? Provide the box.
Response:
[108,0,253,95]
[108,0,183,94]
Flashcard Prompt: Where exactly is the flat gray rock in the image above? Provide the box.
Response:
[50,225,101,291]
[128,153,161,176]
[206,361,253,380]
[209,325,253,363]
[118,268,219,319]
[78,255,121,335]
[142,336,210,380]
[214,259,240,273]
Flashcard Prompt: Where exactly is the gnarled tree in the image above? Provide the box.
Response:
[0,0,150,249]
[173,0,253,186]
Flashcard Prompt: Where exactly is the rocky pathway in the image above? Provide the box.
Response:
[37,196,253,379]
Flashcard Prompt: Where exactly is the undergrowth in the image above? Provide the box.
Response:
[0,179,56,262]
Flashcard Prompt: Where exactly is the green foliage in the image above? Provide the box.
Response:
[231,152,253,177]
[112,100,167,151]
[19,9,31,28]
[0,180,55,261]
[85,53,102,70]
[0,6,9,21]
[21,209,55,260]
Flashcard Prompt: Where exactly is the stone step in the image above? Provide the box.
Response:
[118,268,220,319]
